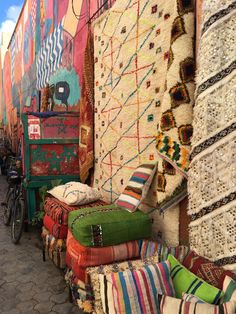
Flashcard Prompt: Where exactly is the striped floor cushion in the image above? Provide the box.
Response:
[140,239,189,263]
[86,257,159,314]
[222,276,236,302]
[168,254,223,304]
[116,163,157,213]
[43,214,68,239]
[99,260,175,314]
[160,296,236,314]
[44,196,108,225]
[41,227,66,269]
[66,229,141,268]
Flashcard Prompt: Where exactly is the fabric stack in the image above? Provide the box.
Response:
[66,240,236,313]
[41,182,107,269]
[65,204,153,311]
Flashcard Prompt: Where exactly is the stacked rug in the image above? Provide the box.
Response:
[42,196,107,269]
[188,0,236,271]
[65,204,153,311]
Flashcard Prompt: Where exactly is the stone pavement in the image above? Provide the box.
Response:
[0,175,80,314]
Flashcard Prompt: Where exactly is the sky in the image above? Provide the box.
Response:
[0,1,23,41]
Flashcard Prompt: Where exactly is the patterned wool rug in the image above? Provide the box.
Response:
[188,0,236,271]
[156,0,195,211]
[93,0,194,210]
[93,0,174,205]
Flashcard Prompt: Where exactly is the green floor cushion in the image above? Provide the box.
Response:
[168,254,223,304]
[68,204,152,247]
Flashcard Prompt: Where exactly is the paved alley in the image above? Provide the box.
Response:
[0,176,79,314]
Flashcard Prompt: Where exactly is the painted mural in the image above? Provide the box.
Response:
[2,0,115,177]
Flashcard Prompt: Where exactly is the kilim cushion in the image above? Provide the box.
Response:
[160,296,236,314]
[48,181,102,206]
[183,250,236,289]
[43,214,68,239]
[168,254,223,304]
[140,239,189,263]
[116,163,157,213]
[41,227,66,269]
[86,256,159,314]
[66,229,141,268]
[222,276,236,302]
[99,260,175,314]
[68,204,152,247]
[44,196,108,225]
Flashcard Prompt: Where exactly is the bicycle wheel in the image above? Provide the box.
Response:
[3,188,14,226]
[11,198,25,244]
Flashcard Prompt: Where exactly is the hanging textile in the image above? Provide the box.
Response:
[188,0,236,271]
[156,0,195,211]
[79,29,95,183]
[93,0,194,210]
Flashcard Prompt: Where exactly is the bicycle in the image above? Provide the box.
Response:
[11,175,26,244]
[2,172,26,244]
[3,170,18,226]
[2,156,19,226]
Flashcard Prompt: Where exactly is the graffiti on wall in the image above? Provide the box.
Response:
[3,0,116,175]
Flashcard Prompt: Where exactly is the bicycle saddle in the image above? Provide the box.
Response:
[8,170,18,176]
[8,175,21,185]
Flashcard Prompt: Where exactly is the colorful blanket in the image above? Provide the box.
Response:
[188,0,236,271]
[44,196,107,225]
